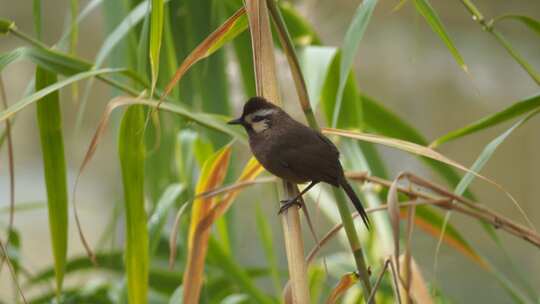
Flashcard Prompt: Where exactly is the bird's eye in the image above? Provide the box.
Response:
[252,115,265,122]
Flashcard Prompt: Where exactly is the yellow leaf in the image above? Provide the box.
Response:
[326,272,359,304]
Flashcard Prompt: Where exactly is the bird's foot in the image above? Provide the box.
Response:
[278,198,302,215]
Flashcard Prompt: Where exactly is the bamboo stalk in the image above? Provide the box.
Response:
[244,0,310,303]
[266,0,373,298]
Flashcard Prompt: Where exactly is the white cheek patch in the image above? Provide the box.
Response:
[245,108,276,133]
[252,120,269,133]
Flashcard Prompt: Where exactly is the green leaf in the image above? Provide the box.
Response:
[149,0,164,88]
[0,68,123,123]
[431,94,540,147]
[57,0,103,49]
[279,2,321,46]
[414,0,467,71]
[491,29,540,85]
[207,237,273,304]
[255,203,281,297]
[332,0,377,127]
[206,12,248,56]
[414,206,486,268]
[35,67,68,295]
[321,52,362,129]
[118,105,148,304]
[299,46,337,111]
[148,184,184,256]
[0,47,91,75]
[494,15,540,36]
[454,109,540,197]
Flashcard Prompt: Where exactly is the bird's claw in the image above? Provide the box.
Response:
[278,198,302,215]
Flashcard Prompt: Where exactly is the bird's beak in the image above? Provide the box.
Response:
[227,117,244,125]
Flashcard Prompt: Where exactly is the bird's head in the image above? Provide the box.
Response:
[228,96,279,134]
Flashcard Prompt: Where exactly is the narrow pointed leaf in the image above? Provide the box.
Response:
[494,15,540,36]
[414,0,467,71]
[431,94,540,147]
[331,0,377,127]
[207,237,273,304]
[182,146,232,304]
[118,105,148,304]
[161,8,247,100]
[0,68,123,122]
[410,207,487,268]
[323,128,499,188]
[148,183,184,256]
[35,67,68,294]
[149,0,164,88]
[325,272,359,304]
[398,255,433,304]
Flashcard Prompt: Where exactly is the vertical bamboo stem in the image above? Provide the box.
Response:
[266,0,373,300]
[244,0,310,303]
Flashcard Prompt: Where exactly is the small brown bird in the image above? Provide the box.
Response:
[228,96,370,228]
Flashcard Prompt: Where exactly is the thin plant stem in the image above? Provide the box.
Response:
[244,0,310,302]
[458,0,540,85]
[333,187,373,297]
[366,259,390,304]
[266,0,373,299]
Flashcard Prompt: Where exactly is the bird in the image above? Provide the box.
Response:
[228,96,370,228]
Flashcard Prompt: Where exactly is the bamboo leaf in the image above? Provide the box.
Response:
[255,202,281,296]
[149,0,164,89]
[207,237,273,304]
[35,67,68,295]
[299,46,337,111]
[148,183,184,256]
[118,105,148,304]
[490,29,540,85]
[182,146,232,304]
[361,94,476,199]
[199,157,263,234]
[325,272,359,304]
[279,2,321,46]
[0,68,123,122]
[398,255,433,304]
[323,128,498,187]
[331,0,377,127]
[161,7,247,101]
[453,109,540,228]
[410,207,487,268]
[414,0,467,71]
[0,47,91,75]
[322,52,363,129]
[431,94,540,147]
[494,15,540,36]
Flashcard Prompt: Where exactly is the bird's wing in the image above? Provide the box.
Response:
[272,127,342,185]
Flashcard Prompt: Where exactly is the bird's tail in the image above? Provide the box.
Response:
[340,178,370,229]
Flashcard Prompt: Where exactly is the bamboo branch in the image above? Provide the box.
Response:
[457,0,540,85]
[349,172,540,247]
[198,171,540,249]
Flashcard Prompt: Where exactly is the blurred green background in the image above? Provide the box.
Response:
[0,0,539,303]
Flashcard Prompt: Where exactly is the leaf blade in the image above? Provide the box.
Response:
[431,94,540,147]
[414,0,467,71]
[35,67,69,295]
[118,105,148,304]
[331,0,377,127]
